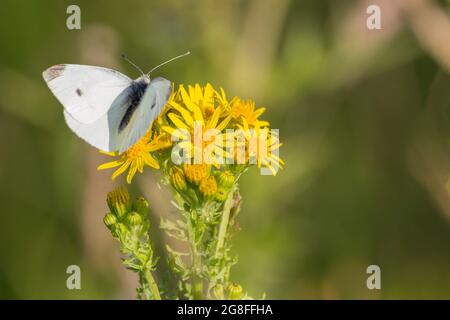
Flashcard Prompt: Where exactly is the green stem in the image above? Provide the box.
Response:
[143,268,161,300]
[215,187,234,258]
[192,273,203,300]
[188,209,203,299]
[191,241,203,299]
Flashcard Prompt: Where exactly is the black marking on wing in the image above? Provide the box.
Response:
[118,80,149,133]
[76,88,83,96]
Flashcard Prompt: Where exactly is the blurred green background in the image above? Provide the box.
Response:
[0,0,449,299]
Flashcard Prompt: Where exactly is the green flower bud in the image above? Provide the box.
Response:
[103,212,117,228]
[227,283,243,300]
[216,171,235,188]
[170,166,187,191]
[211,284,225,299]
[215,188,228,202]
[107,187,131,218]
[127,211,142,226]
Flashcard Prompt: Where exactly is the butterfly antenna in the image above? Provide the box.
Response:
[147,51,191,75]
[121,54,145,77]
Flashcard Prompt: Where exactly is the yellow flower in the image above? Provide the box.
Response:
[98,131,171,184]
[235,122,284,175]
[162,84,233,166]
[229,97,269,128]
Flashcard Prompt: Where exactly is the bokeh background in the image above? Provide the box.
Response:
[0,0,449,299]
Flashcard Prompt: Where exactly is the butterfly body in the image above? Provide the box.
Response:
[118,76,150,133]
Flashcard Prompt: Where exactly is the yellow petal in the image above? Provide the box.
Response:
[270,154,285,166]
[258,120,270,127]
[204,83,214,105]
[261,158,277,175]
[126,161,138,184]
[192,104,204,123]
[112,160,131,180]
[188,85,197,103]
[169,100,195,127]
[180,85,197,111]
[270,142,283,150]
[208,107,221,129]
[195,83,203,102]
[216,114,232,131]
[220,87,227,101]
[137,157,144,173]
[254,107,266,117]
[162,126,189,139]
[148,139,171,152]
[99,150,119,157]
[168,113,189,130]
[97,159,124,170]
[143,153,160,169]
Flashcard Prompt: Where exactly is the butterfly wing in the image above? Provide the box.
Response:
[43,64,132,124]
[62,86,132,152]
[117,77,172,153]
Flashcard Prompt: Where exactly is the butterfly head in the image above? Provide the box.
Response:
[138,74,151,84]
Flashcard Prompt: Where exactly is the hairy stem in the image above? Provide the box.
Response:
[188,209,203,299]
[215,187,235,258]
[142,268,161,300]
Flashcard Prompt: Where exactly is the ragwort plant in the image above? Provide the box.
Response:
[100,83,283,299]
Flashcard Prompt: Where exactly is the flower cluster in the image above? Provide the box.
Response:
[98,83,283,185]
[99,84,283,299]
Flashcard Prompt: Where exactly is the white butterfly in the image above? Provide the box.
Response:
[42,52,190,154]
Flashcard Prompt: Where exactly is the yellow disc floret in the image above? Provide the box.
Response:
[199,176,217,198]
[183,164,209,185]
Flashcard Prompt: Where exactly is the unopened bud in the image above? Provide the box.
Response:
[215,188,228,202]
[211,284,225,299]
[170,166,187,191]
[106,187,131,218]
[227,283,243,300]
[103,212,117,228]
[216,171,235,188]
[127,211,142,226]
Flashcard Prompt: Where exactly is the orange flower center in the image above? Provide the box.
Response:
[123,134,150,160]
